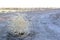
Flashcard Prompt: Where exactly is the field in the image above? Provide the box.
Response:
[0,8,60,40]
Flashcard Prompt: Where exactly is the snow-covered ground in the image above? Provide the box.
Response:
[0,9,60,40]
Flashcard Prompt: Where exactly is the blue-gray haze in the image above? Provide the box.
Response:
[0,9,60,40]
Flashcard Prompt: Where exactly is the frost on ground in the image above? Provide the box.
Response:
[0,9,60,40]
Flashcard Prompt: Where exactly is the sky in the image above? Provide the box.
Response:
[0,0,60,8]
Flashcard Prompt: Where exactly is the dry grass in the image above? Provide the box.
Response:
[0,8,57,13]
